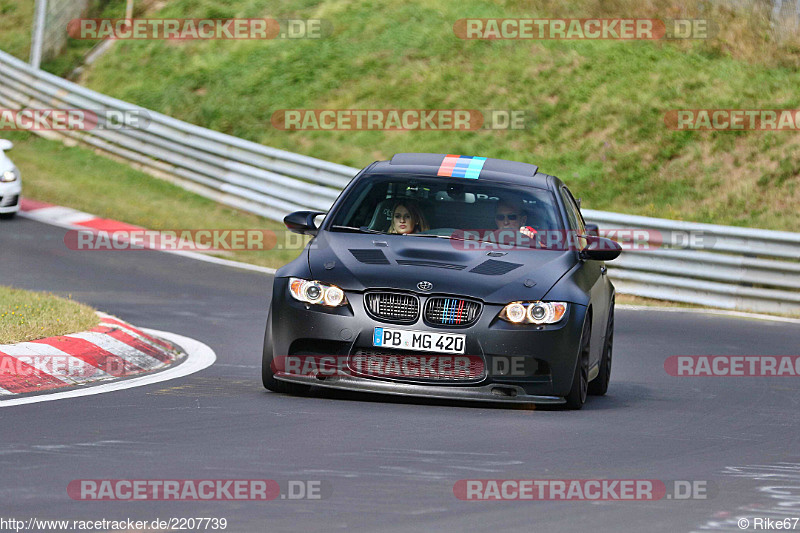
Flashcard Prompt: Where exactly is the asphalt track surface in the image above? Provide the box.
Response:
[2,216,799,533]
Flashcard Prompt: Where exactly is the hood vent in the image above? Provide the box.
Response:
[469,259,523,276]
[350,249,390,265]
[396,260,466,270]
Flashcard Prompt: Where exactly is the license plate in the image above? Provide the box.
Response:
[372,327,466,354]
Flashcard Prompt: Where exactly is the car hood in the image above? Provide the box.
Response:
[307,231,576,304]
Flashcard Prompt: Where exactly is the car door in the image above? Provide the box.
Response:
[560,187,608,374]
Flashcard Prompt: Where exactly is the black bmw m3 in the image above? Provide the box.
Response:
[262,153,621,409]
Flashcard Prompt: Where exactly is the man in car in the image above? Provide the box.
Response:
[495,197,537,240]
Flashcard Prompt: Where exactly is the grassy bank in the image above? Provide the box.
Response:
[0,0,153,76]
[63,0,800,231]
[0,285,99,343]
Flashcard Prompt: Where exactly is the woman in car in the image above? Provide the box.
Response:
[389,200,429,234]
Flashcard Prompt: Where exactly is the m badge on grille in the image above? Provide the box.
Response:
[417,281,433,291]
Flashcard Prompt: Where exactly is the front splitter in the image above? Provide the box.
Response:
[275,373,566,405]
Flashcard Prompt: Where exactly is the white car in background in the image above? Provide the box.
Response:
[0,139,21,219]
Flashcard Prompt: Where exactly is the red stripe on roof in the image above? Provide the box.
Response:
[437,155,460,176]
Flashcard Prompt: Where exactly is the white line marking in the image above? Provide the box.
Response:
[22,206,96,226]
[0,329,216,407]
[18,210,277,275]
[616,304,800,325]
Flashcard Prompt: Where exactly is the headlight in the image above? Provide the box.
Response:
[499,301,568,325]
[1,168,18,182]
[289,277,348,307]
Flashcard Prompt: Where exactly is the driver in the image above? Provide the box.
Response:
[495,198,536,239]
[389,200,429,234]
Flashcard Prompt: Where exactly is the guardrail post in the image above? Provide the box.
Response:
[30,0,48,69]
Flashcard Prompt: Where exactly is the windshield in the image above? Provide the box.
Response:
[328,175,565,246]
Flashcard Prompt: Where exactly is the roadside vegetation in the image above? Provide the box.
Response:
[2,131,300,269]
[0,285,99,343]
[63,0,800,232]
[0,0,797,232]
[0,0,151,77]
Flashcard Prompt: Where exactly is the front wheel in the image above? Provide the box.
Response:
[564,316,590,410]
[588,302,614,396]
[262,311,311,395]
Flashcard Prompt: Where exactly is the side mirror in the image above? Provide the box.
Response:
[584,223,599,237]
[284,210,325,236]
[580,235,621,261]
[0,140,13,151]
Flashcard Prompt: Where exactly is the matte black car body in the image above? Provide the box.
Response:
[263,153,619,408]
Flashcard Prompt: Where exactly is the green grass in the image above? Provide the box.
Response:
[0,0,143,77]
[42,0,140,77]
[0,0,34,60]
[0,285,99,343]
[3,131,304,269]
[0,0,798,251]
[61,0,798,232]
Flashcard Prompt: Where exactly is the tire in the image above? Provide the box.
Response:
[564,315,590,410]
[588,301,614,396]
[0,212,16,219]
[261,311,311,395]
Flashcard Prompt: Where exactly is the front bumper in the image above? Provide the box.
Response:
[270,278,587,401]
[277,372,566,404]
[0,180,21,213]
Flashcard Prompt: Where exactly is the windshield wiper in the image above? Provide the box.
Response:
[406,233,469,242]
[330,225,384,234]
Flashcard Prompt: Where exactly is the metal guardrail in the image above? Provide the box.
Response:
[1,49,798,315]
[0,50,354,221]
[581,210,800,315]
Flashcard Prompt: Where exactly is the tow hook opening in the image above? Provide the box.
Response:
[491,386,518,397]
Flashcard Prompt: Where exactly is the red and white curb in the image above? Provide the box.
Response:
[0,312,216,405]
[18,198,275,274]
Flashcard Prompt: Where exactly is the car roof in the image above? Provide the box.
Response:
[361,153,559,189]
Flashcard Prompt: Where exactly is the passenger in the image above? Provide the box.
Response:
[495,198,536,239]
[389,200,429,234]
